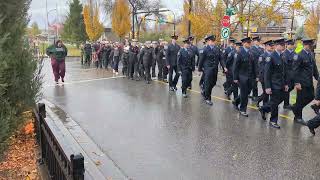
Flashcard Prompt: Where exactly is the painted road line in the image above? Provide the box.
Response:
[155,80,293,121]
[44,76,125,87]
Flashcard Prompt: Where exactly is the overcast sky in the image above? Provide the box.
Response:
[28,0,184,29]
[28,0,306,29]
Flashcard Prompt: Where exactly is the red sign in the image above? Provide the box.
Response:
[221,15,230,27]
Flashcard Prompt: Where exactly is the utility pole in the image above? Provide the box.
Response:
[132,8,135,39]
[188,0,192,36]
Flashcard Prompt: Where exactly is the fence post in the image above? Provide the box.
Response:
[37,103,46,163]
[70,154,85,180]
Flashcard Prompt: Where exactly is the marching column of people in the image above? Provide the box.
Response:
[75,36,319,134]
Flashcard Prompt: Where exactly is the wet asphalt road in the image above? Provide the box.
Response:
[43,58,320,180]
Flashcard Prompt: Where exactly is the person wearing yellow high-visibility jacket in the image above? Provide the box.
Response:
[295,40,303,54]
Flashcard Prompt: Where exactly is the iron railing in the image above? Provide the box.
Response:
[34,103,85,180]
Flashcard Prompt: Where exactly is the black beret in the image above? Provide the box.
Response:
[263,40,274,46]
[273,38,286,45]
[205,35,216,41]
[241,37,252,43]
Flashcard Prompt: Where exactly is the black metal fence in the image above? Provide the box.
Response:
[34,103,85,180]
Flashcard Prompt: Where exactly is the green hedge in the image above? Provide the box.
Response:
[0,0,42,156]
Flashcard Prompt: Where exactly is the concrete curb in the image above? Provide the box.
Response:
[41,99,129,180]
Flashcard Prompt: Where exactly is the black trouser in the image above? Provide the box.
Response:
[163,64,168,81]
[224,73,233,92]
[251,79,258,97]
[292,86,314,119]
[128,60,135,78]
[95,56,103,69]
[143,62,151,82]
[283,80,294,106]
[199,71,205,91]
[152,58,156,77]
[113,56,120,72]
[226,82,239,100]
[104,56,110,69]
[257,82,270,106]
[307,114,320,129]
[168,65,180,88]
[203,68,218,101]
[235,78,253,112]
[269,90,286,123]
[122,59,128,76]
[85,54,91,67]
[181,69,192,94]
[157,59,164,80]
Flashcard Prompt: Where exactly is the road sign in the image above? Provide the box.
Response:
[226,7,236,16]
[239,15,246,23]
[221,16,230,27]
[221,27,230,39]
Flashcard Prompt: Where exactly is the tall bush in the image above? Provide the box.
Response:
[0,0,42,155]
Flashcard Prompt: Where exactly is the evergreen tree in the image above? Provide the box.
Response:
[0,0,42,154]
[62,0,88,45]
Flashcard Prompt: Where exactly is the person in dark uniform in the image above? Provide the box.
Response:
[306,81,320,135]
[162,41,169,83]
[225,41,242,101]
[282,39,296,109]
[198,35,227,106]
[250,36,264,101]
[128,39,139,80]
[140,41,154,84]
[156,40,166,81]
[233,37,257,116]
[83,41,92,67]
[103,41,112,70]
[178,38,194,98]
[166,35,181,91]
[199,38,208,94]
[291,39,319,124]
[151,41,158,78]
[256,40,274,108]
[121,45,130,77]
[223,38,236,94]
[187,36,199,89]
[259,38,288,129]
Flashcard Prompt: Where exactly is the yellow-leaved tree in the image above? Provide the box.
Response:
[83,4,104,41]
[112,0,131,39]
[188,0,215,40]
[304,3,319,39]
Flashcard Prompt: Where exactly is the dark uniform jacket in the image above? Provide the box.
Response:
[129,46,140,63]
[177,47,194,71]
[166,43,180,66]
[190,44,199,67]
[258,51,272,82]
[226,49,236,74]
[198,45,225,71]
[282,49,296,81]
[140,47,154,65]
[223,46,234,63]
[293,49,319,87]
[233,47,256,82]
[250,45,264,78]
[264,51,288,90]
[84,43,92,55]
